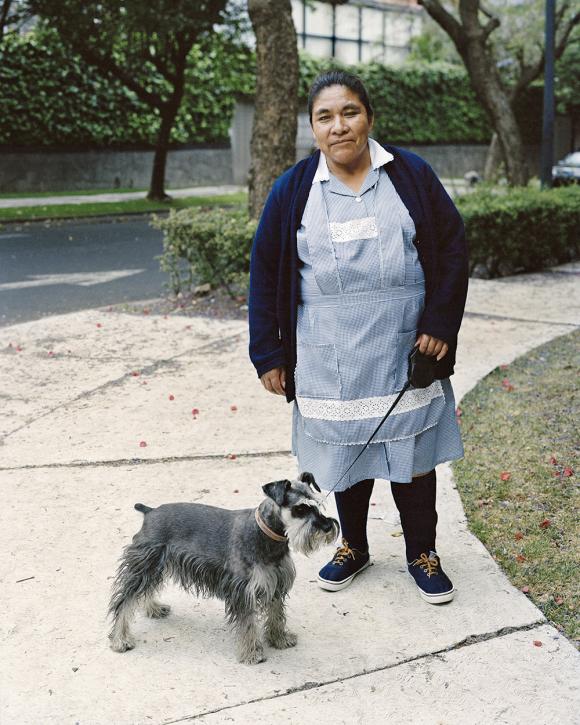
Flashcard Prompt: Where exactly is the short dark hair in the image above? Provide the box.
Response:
[308,70,374,124]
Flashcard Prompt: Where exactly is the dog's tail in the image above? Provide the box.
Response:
[134,503,153,515]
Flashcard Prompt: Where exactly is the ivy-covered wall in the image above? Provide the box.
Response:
[0,30,544,150]
[0,30,254,149]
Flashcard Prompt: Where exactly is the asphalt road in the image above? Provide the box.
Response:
[0,216,168,327]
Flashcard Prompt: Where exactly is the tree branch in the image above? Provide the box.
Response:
[71,42,166,109]
[418,0,465,49]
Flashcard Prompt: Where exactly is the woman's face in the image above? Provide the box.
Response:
[310,85,373,168]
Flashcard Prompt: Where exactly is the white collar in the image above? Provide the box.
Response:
[312,137,394,184]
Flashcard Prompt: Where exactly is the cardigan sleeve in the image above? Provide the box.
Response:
[417,163,469,344]
[248,184,287,378]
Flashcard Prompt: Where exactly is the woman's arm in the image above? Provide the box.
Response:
[248,184,287,380]
[418,163,469,345]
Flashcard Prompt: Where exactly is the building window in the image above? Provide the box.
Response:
[291,0,422,65]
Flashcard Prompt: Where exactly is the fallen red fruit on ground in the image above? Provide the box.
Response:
[549,456,558,465]
[514,531,524,541]
[533,640,542,647]
[521,585,529,593]
[500,471,511,481]
[227,453,237,460]
[169,395,175,401]
[554,596,564,605]
[516,554,526,563]
[563,467,574,477]
[539,519,551,529]
[139,441,147,448]
[230,405,238,411]
[192,408,200,416]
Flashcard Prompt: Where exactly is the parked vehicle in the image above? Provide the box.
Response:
[552,151,580,185]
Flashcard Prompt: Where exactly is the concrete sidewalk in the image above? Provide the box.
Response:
[0,179,469,209]
[1,263,579,724]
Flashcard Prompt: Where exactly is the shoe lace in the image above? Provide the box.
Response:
[332,539,356,566]
[411,552,439,578]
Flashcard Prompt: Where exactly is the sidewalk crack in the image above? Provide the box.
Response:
[161,619,547,723]
[0,330,244,444]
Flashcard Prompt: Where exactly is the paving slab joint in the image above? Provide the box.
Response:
[161,618,548,723]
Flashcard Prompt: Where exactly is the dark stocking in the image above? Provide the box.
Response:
[390,469,438,562]
[334,478,374,552]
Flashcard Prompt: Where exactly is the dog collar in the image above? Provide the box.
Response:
[254,508,287,542]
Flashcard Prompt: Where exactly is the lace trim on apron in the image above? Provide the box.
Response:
[296,380,444,421]
[329,216,379,243]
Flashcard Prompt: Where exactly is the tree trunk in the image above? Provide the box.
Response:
[247,0,299,219]
[460,35,529,186]
[483,133,504,182]
[147,103,180,201]
[419,0,530,186]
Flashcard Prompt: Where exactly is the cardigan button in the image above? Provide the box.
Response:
[355,196,362,203]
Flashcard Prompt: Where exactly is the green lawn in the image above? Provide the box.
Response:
[0,192,248,222]
[0,186,148,198]
[452,329,579,648]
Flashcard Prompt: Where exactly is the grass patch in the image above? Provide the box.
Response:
[0,192,248,222]
[452,330,579,648]
[0,187,149,198]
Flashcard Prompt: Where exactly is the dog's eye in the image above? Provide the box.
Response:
[292,504,310,517]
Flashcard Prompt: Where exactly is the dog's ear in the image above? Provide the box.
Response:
[262,480,292,506]
[299,471,321,492]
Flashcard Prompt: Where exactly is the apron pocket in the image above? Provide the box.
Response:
[295,342,341,399]
[395,330,418,391]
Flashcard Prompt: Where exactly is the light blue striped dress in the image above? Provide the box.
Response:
[291,142,464,490]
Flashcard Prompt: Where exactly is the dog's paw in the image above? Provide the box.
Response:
[268,629,298,649]
[109,635,136,653]
[147,603,171,619]
[238,645,267,665]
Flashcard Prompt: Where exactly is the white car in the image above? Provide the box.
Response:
[552,151,580,185]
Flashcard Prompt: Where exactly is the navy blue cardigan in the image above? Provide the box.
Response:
[249,143,469,403]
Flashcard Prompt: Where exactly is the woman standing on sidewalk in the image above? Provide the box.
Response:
[248,71,468,604]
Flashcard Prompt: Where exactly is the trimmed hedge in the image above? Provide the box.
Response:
[0,29,254,148]
[1,31,495,149]
[155,187,580,295]
[0,28,546,149]
[153,206,257,297]
[299,57,493,144]
[457,185,580,277]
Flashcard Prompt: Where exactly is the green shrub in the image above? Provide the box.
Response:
[299,57,493,144]
[153,205,256,297]
[0,29,254,148]
[457,185,580,277]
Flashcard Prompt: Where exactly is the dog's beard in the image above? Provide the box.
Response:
[286,517,339,556]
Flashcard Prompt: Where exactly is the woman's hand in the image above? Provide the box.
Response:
[414,334,448,361]
[260,366,286,395]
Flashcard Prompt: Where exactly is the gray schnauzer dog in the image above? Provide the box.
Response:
[108,472,339,664]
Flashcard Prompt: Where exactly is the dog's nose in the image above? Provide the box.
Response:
[321,517,337,533]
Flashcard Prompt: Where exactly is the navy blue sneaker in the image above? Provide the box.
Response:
[407,551,455,604]
[318,539,372,591]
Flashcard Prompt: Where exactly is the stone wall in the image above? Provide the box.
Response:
[0,100,573,192]
[0,146,233,193]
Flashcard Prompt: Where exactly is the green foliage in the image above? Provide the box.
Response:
[407,26,462,66]
[457,186,580,278]
[153,205,256,297]
[299,55,493,144]
[556,37,580,118]
[452,329,580,643]
[0,28,254,148]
